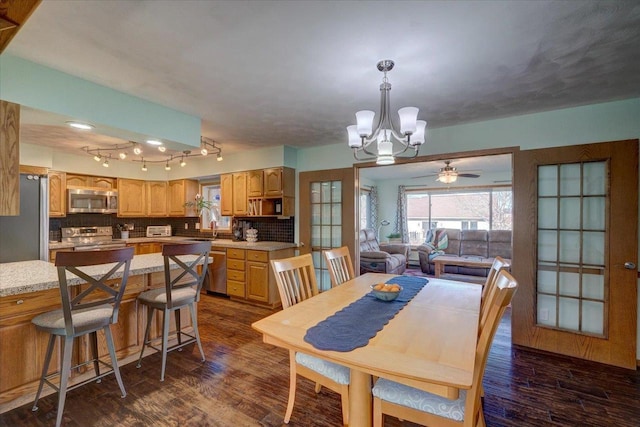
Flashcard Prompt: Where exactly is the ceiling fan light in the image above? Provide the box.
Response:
[355,110,375,136]
[438,173,457,184]
[398,107,418,135]
[347,125,362,148]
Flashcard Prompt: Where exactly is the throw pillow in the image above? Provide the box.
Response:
[436,231,448,251]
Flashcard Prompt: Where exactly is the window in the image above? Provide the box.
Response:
[359,189,371,230]
[406,188,512,245]
[200,182,231,231]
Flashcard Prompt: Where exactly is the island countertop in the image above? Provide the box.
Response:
[49,237,297,252]
[0,253,198,297]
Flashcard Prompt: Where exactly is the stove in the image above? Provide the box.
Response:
[61,226,127,251]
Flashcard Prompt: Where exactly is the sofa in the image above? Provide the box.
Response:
[417,228,511,282]
[359,229,409,275]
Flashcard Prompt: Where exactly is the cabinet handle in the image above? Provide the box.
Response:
[16,299,24,305]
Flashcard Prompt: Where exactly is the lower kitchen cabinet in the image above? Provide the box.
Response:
[226,247,294,308]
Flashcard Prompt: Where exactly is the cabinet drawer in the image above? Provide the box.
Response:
[246,250,268,263]
[227,269,246,282]
[0,288,62,321]
[227,259,245,271]
[227,280,245,297]
[227,248,246,260]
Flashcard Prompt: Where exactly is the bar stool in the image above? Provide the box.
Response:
[31,246,135,427]
[136,242,210,381]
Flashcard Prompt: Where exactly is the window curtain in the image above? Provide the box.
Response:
[395,185,409,243]
[369,186,378,230]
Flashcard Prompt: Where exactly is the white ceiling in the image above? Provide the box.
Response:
[7,1,640,163]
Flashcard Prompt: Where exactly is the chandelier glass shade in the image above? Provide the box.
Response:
[436,172,458,184]
[347,60,427,165]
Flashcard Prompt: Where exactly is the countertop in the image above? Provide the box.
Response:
[0,253,200,297]
[49,237,296,252]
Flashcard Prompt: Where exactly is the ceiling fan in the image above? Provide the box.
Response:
[414,160,481,184]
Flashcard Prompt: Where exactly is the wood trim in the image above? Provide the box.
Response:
[0,0,41,53]
[0,100,20,216]
[19,165,48,175]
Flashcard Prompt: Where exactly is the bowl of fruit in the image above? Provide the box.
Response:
[370,283,403,301]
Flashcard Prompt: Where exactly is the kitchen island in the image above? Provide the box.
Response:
[0,253,202,413]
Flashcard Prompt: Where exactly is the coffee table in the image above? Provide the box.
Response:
[433,255,495,278]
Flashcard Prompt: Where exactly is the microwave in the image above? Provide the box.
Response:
[67,188,118,213]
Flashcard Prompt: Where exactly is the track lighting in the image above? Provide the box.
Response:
[141,160,147,172]
[180,157,187,167]
[158,146,166,152]
[165,162,171,171]
[94,153,101,162]
[216,154,223,162]
[103,158,109,167]
[200,147,208,156]
[119,152,127,160]
[200,137,222,160]
[133,144,142,155]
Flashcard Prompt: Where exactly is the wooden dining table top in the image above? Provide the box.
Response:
[252,273,482,396]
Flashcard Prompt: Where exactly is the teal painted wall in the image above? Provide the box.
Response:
[0,54,201,147]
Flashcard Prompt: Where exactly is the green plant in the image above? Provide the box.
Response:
[184,194,212,215]
[386,232,402,239]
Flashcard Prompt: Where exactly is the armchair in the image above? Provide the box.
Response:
[359,229,408,275]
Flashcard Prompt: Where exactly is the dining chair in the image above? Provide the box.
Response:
[31,246,135,427]
[372,269,518,427]
[136,242,210,381]
[479,256,509,333]
[271,253,350,425]
[323,246,355,287]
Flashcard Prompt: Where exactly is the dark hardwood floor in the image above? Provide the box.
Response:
[2,293,639,426]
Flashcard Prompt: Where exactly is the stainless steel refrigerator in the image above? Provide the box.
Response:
[0,174,49,262]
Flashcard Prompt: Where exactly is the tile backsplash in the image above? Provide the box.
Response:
[49,214,294,243]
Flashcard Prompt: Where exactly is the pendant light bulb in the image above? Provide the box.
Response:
[103,159,109,168]
[165,162,171,171]
[142,163,147,172]
[94,154,101,162]
[180,157,186,167]
[216,154,223,162]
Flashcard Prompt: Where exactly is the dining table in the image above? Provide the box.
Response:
[251,272,482,427]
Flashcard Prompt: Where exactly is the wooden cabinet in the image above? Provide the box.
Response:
[0,100,20,216]
[136,242,163,255]
[48,170,66,217]
[226,247,295,307]
[247,170,264,197]
[117,178,146,217]
[66,174,115,189]
[226,248,246,297]
[232,173,248,215]
[167,179,199,216]
[146,181,168,216]
[0,288,63,399]
[220,174,233,216]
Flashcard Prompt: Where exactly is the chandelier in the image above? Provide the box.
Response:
[347,60,427,165]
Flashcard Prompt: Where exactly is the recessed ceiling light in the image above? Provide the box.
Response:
[146,139,163,146]
[66,121,94,130]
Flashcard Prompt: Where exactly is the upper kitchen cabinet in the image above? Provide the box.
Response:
[220,173,233,216]
[265,167,294,197]
[247,170,264,197]
[48,170,66,217]
[0,100,20,216]
[66,174,115,189]
[117,178,146,217]
[167,179,199,216]
[146,181,168,217]
[232,173,248,215]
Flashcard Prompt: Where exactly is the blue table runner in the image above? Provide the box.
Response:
[303,276,428,352]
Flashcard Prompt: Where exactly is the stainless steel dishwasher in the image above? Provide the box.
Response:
[204,250,227,295]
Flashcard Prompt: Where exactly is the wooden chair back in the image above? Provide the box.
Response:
[323,246,355,287]
[55,246,135,335]
[467,270,518,415]
[271,253,319,308]
[162,242,210,308]
[479,256,509,332]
